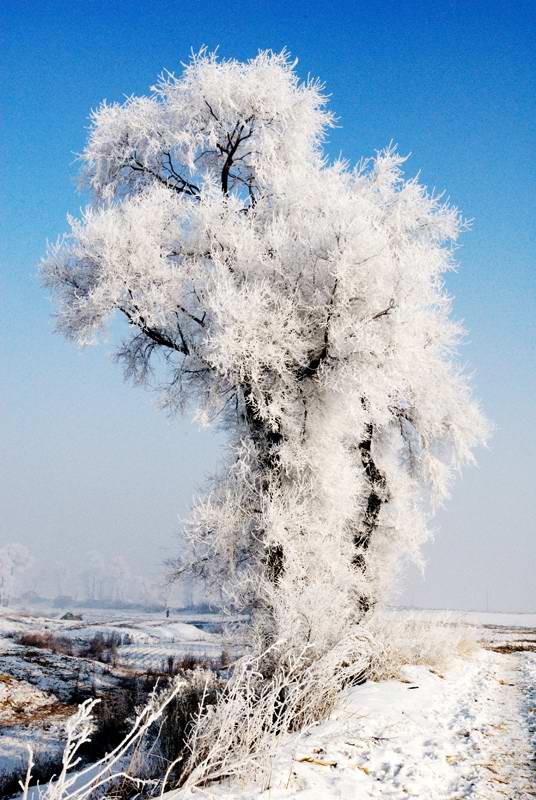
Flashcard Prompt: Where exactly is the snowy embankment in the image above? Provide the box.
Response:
[58,617,230,669]
[173,646,536,799]
[0,608,237,788]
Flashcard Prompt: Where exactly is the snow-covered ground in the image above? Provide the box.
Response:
[0,607,240,789]
[280,651,534,799]
[1,608,535,799]
[174,651,535,799]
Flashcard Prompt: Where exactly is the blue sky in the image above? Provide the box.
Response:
[2,0,535,610]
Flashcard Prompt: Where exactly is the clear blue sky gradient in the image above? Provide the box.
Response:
[1,0,534,610]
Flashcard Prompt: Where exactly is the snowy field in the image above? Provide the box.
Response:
[0,606,242,789]
[1,607,535,799]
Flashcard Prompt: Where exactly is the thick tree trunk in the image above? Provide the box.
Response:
[242,383,387,609]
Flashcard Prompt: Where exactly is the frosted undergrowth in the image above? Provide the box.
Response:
[366,610,479,681]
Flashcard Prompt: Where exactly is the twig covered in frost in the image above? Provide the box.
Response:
[20,745,34,800]
[23,678,187,800]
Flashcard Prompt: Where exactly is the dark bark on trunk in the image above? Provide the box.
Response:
[242,384,285,583]
[263,543,284,584]
[353,423,388,613]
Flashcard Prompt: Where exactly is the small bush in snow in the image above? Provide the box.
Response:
[179,634,371,790]
[16,630,74,655]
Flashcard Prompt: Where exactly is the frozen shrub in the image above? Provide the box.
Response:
[80,631,122,661]
[16,630,74,655]
[20,679,189,800]
[180,634,371,790]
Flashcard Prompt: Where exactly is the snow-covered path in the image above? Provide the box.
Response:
[177,650,535,800]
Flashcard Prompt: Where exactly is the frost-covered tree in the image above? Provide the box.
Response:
[80,550,107,601]
[108,553,131,602]
[42,50,487,662]
[0,543,32,606]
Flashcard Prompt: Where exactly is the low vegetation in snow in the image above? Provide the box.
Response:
[365,610,479,681]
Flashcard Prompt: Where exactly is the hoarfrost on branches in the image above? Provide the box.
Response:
[42,49,488,663]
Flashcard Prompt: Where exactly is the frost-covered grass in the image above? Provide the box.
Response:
[171,616,535,799]
[180,634,372,789]
[365,609,479,681]
[175,610,481,791]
